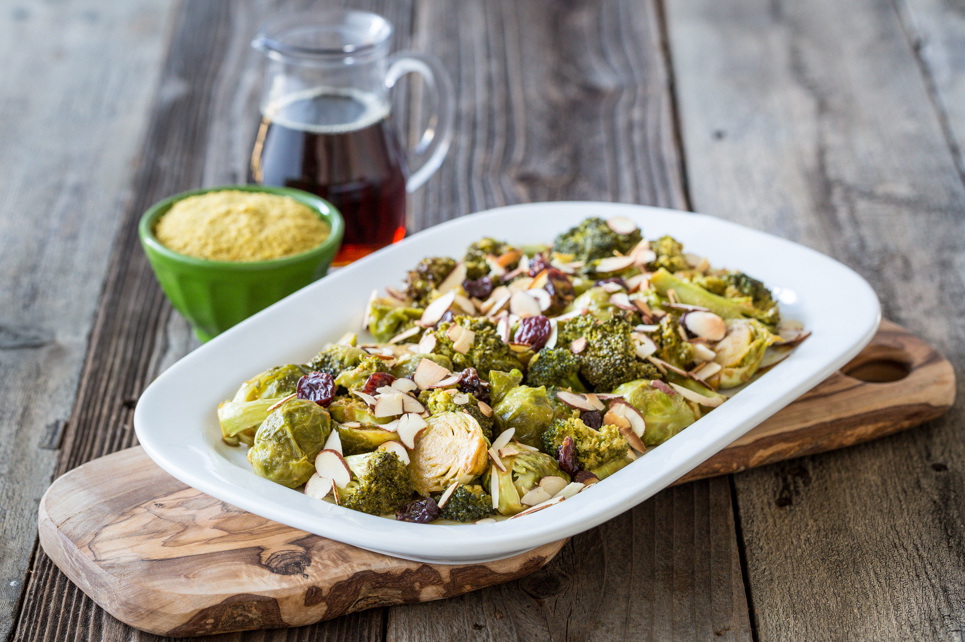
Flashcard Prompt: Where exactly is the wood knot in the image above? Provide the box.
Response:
[259,546,310,575]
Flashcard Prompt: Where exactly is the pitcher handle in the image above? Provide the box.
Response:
[386,52,454,193]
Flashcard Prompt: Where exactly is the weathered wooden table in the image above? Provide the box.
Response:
[3,0,963,639]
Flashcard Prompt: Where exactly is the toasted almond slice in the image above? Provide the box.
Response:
[528,288,552,311]
[413,358,451,389]
[619,424,647,453]
[602,410,631,430]
[385,286,407,301]
[691,361,722,382]
[556,390,597,411]
[377,440,411,465]
[599,281,624,293]
[570,336,587,354]
[351,389,378,407]
[305,474,335,500]
[362,290,379,329]
[693,343,717,362]
[388,326,421,344]
[515,443,540,452]
[648,355,690,377]
[489,447,507,473]
[633,333,658,359]
[491,428,516,452]
[446,324,464,341]
[476,517,498,524]
[417,333,438,354]
[397,414,428,448]
[538,476,569,497]
[520,486,553,506]
[438,482,461,509]
[497,249,523,268]
[340,421,362,429]
[477,400,493,417]
[633,323,660,333]
[554,481,586,500]
[452,392,470,405]
[583,393,606,412]
[436,262,467,294]
[484,293,511,317]
[625,273,648,293]
[683,310,727,342]
[315,450,352,488]
[498,446,520,458]
[669,382,725,407]
[509,494,566,519]
[323,429,343,455]
[595,255,636,273]
[545,319,559,349]
[391,378,418,393]
[510,290,541,317]
[632,249,657,266]
[454,294,477,315]
[374,393,406,418]
[266,393,297,414]
[379,419,400,433]
[420,291,456,326]
[376,386,399,395]
[496,316,511,342]
[452,327,476,354]
[401,395,426,414]
[490,465,501,509]
[528,269,549,290]
[554,308,587,322]
[609,292,637,311]
[428,374,463,389]
[607,216,638,235]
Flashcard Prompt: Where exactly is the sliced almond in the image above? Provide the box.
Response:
[436,262,467,294]
[647,355,690,377]
[691,361,722,382]
[420,291,456,326]
[452,327,476,354]
[602,410,631,430]
[491,428,516,451]
[556,390,597,412]
[632,333,658,359]
[315,450,352,488]
[484,293,511,317]
[385,286,407,301]
[625,273,650,293]
[388,326,421,344]
[594,255,636,273]
[438,482,461,509]
[510,290,541,317]
[554,482,586,500]
[373,393,405,418]
[607,216,638,235]
[570,336,587,354]
[619,424,647,453]
[452,392,470,405]
[378,440,411,465]
[490,466,501,509]
[401,395,426,414]
[496,316,511,343]
[528,269,549,290]
[418,333,438,354]
[391,378,418,393]
[583,393,606,412]
[693,343,717,362]
[428,374,463,389]
[351,390,378,407]
[397,413,429,448]
[683,310,727,342]
[413,358,451,389]
[529,288,552,311]
[322,429,343,455]
[304,474,335,500]
[477,400,494,417]
[609,292,637,311]
[538,476,569,497]
[669,382,725,407]
[520,486,553,506]
[509,494,566,518]
[498,446,520,458]
[545,319,559,349]
[266,393,297,414]
[489,447,507,472]
[599,280,624,293]
[453,294,478,315]
[362,289,379,329]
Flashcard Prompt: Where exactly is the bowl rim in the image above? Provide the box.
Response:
[138,185,345,270]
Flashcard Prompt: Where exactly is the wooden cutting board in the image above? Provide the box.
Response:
[38,320,955,637]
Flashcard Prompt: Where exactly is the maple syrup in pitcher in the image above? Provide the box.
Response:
[248,10,453,266]
[250,89,408,265]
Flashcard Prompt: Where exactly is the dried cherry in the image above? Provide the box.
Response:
[361,372,396,395]
[528,253,551,277]
[581,409,603,430]
[544,268,575,314]
[557,436,581,476]
[463,276,494,300]
[515,315,552,351]
[296,372,336,407]
[457,367,491,403]
[396,497,441,523]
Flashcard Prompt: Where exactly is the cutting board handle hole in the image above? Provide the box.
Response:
[842,358,911,383]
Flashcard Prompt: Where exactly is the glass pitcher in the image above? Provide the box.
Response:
[249,9,454,265]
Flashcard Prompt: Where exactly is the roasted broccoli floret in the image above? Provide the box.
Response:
[340,450,414,516]
[722,272,780,326]
[419,388,495,441]
[651,269,776,325]
[654,314,696,370]
[552,217,642,263]
[541,416,630,479]
[405,256,457,307]
[557,314,660,392]
[526,347,586,392]
[431,317,522,380]
[334,354,391,391]
[439,484,494,522]
[464,238,515,280]
[647,235,690,272]
[307,343,369,378]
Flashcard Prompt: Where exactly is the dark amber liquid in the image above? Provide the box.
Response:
[249,91,408,265]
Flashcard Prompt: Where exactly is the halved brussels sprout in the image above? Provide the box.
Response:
[611,380,698,447]
[713,319,779,388]
[409,411,489,496]
[247,399,333,488]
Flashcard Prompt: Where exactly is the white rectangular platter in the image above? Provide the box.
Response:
[134,202,880,564]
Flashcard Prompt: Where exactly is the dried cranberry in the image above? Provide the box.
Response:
[581,410,603,430]
[574,470,600,484]
[438,310,455,326]
[557,436,581,476]
[296,372,336,407]
[457,367,491,403]
[528,253,551,277]
[515,315,552,351]
[544,268,575,314]
[595,276,627,289]
[463,276,494,299]
[396,497,441,523]
[361,372,396,396]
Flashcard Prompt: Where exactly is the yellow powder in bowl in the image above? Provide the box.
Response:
[154,190,330,262]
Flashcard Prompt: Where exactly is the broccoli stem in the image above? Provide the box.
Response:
[650,269,768,322]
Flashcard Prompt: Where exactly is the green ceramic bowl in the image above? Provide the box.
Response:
[139,185,344,342]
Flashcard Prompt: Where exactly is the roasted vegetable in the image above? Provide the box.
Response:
[439,484,494,522]
[334,354,392,391]
[651,269,776,325]
[492,383,571,448]
[365,297,423,342]
[307,343,369,378]
[419,388,495,441]
[557,314,660,392]
[647,235,690,273]
[611,380,698,446]
[391,352,453,378]
[509,449,569,497]
[463,238,516,280]
[552,217,641,263]
[340,450,414,515]
[247,399,332,488]
[526,347,586,392]
[409,411,489,496]
[713,318,779,388]
[541,416,630,479]
[405,256,457,307]
[430,317,522,380]
[654,314,696,370]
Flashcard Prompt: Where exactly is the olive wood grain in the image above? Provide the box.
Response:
[37,321,954,637]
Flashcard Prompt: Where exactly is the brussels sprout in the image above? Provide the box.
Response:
[307,343,369,379]
[489,369,523,406]
[482,455,524,516]
[713,319,780,388]
[510,450,569,497]
[611,380,698,447]
[334,354,391,391]
[218,398,281,446]
[492,384,569,448]
[366,298,424,343]
[409,411,489,496]
[391,352,453,378]
[232,364,309,403]
[247,399,333,488]
[419,388,495,442]
[568,286,616,318]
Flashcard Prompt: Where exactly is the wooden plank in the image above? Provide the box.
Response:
[666,0,965,638]
[0,1,174,639]
[388,2,749,641]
